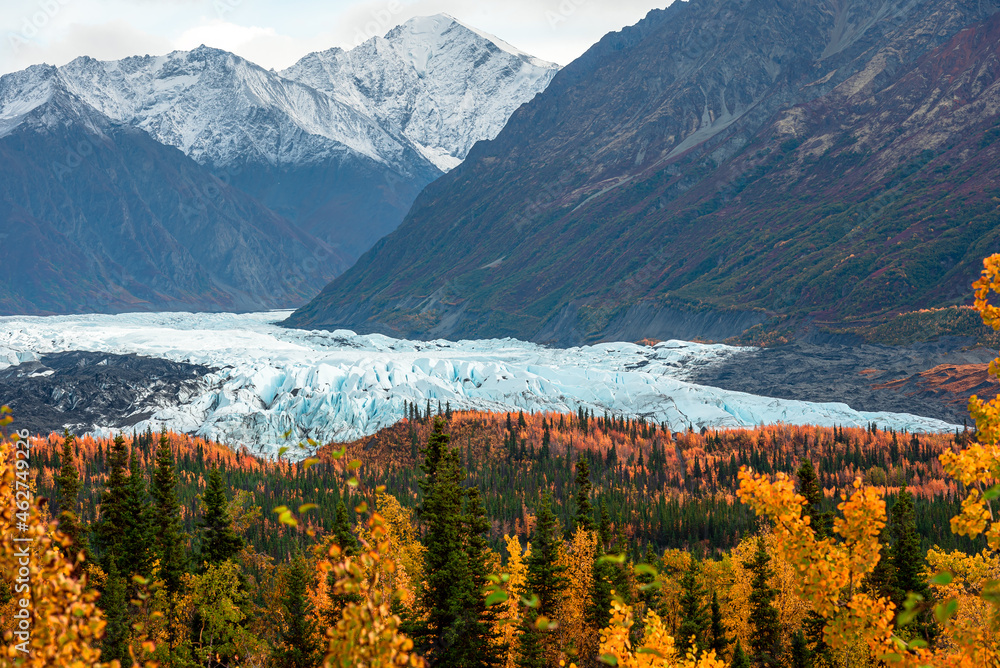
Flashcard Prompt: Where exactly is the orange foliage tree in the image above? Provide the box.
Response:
[0,410,114,668]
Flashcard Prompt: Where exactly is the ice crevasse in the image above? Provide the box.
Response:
[0,311,959,458]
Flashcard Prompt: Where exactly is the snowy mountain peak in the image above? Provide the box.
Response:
[0,17,557,173]
[0,64,111,138]
[282,14,559,170]
[391,14,559,69]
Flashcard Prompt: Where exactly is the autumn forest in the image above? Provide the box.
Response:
[7,264,1000,668]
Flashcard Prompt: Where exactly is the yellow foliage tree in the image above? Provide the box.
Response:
[556,529,598,662]
[357,491,425,612]
[592,598,726,668]
[724,531,811,653]
[316,510,425,668]
[500,534,530,668]
[173,560,268,666]
[925,548,1000,658]
[654,549,692,637]
[0,414,114,668]
[736,472,896,658]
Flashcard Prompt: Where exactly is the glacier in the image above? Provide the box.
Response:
[0,312,959,458]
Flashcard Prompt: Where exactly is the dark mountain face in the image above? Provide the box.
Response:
[223,155,441,261]
[288,0,1000,344]
[0,93,351,315]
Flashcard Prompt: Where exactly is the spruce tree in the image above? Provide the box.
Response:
[333,500,358,556]
[708,591,729,657]
[453,487,504,668]
[575,457,594,532]
[96,434,130,573]
[275,553,317,668]
[745,537,781,668]
[102,561,130,665]
[889,488,934,639]
[677,559,709,653]
[637,545,661,613]
[587,499,615,632]
[587,537,614,635]
[597,500,611,551]
[150,430,187,595]
[424,447,468,663]
[796,459,829,538]
[518,493,568,668]
[54,431,87,561]
[731,640,751,668]
[119,448,151,585]
[198,467,244,566]
[413,419,465,660]
[864,521,896,601]
[789,630,812,668]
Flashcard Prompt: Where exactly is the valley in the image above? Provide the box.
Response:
[3,1,1000,666]
[0,311,961,457]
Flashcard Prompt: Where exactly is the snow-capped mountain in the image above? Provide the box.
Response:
[282,14,559,170]
[0,312,958,457]
[0,16,559,316]
[0,15,557,173]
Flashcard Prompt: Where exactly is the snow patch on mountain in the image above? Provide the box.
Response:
[0,312,958,458]
[283,14,560,171]
[0,15,558,173]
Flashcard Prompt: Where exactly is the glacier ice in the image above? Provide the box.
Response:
[0,311,960,458]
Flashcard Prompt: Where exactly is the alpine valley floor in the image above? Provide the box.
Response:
[0,311,961,456]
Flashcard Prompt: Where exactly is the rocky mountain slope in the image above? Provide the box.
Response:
[0,82,349,313]
[288,0,1000,344]
[0,16,557,313]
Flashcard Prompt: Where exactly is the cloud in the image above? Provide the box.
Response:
[2,19,173,72]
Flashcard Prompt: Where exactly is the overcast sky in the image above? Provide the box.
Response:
[0,0,675,75]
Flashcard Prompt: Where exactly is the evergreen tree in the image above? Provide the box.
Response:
[333,500,358,556]
[636,545,660,613]
[889,488,934,639]
[425,447,467,662]
[96,435,130,573]
[149,430,187,595]
[789,630,811,668]
[731,640,751,668]
[119,448,151,584]
[745,537,781,668]
[796,459,829,538]
[518,493,568,668]
[597,500,612,551]
[101,562,130,665]
[708,591,729,657]
[574,457,594,532]
[587,537,614,635]
[864,521,896,601]
[677,559,709,653]
[453,487,504,668]
[54,431,87,560]
[275,553,317,668]
[414,418,501,668]
[198,467,244,566]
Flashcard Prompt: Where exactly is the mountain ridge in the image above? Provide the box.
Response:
[287,0,1000,345]
[0,15,558,314]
